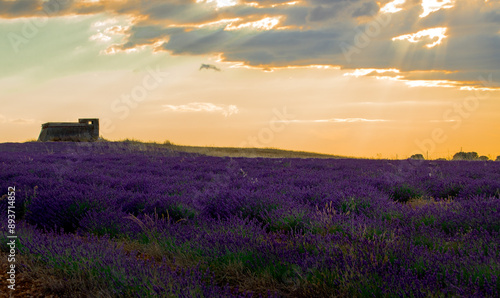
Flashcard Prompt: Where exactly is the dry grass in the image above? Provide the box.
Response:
[0,251,113,298]
[113,139,348,159]
[167,145,344,159]
[406,197,454,209]
[21,137,349,159]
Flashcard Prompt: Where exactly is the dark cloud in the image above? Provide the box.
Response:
[308,5,340,22]
[163,29,232,55]
[42,0,75,14]
[0,0,42,17]
[352,1,379,17]
[1,0,498,87]
[123,25,181,47]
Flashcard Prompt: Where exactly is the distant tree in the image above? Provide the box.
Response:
[452,151,479,160]
[436,158,447,161]
[467,152,479,160]
[479,156,489,161]
[496,156,500,162]
[409,154,425,160]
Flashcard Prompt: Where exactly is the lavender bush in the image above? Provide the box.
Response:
[0,142,499,297]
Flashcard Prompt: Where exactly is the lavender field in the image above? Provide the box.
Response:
[1,142,499,297]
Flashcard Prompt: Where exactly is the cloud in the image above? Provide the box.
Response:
[10,118,35,124]
[280,117,461,124]
[343,100,450,107]
[1,0,499,87]
[429,119,457,123]
[0,0,42,18]
[380,0,405,14]
[343,68,400,77]
[163,102,239,116]
[403,79,458,88]
[420,0,455,18]
[199,63,221,71]
[0,114,35,124]
[392,27,448,48]
[280,118,391,123]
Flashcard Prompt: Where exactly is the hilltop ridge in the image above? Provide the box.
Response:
[4,139,347,159]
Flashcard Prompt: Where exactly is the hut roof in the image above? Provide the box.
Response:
[42,122,93,128]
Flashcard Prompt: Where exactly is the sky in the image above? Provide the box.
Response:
[0,0,499,159]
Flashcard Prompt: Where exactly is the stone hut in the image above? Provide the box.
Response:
[38,118,99,142]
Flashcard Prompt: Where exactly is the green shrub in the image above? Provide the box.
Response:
[390,184,422,203]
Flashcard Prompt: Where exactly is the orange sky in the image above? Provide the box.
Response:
[0,0,499,158]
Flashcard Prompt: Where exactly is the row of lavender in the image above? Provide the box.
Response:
[1,142,499,296]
